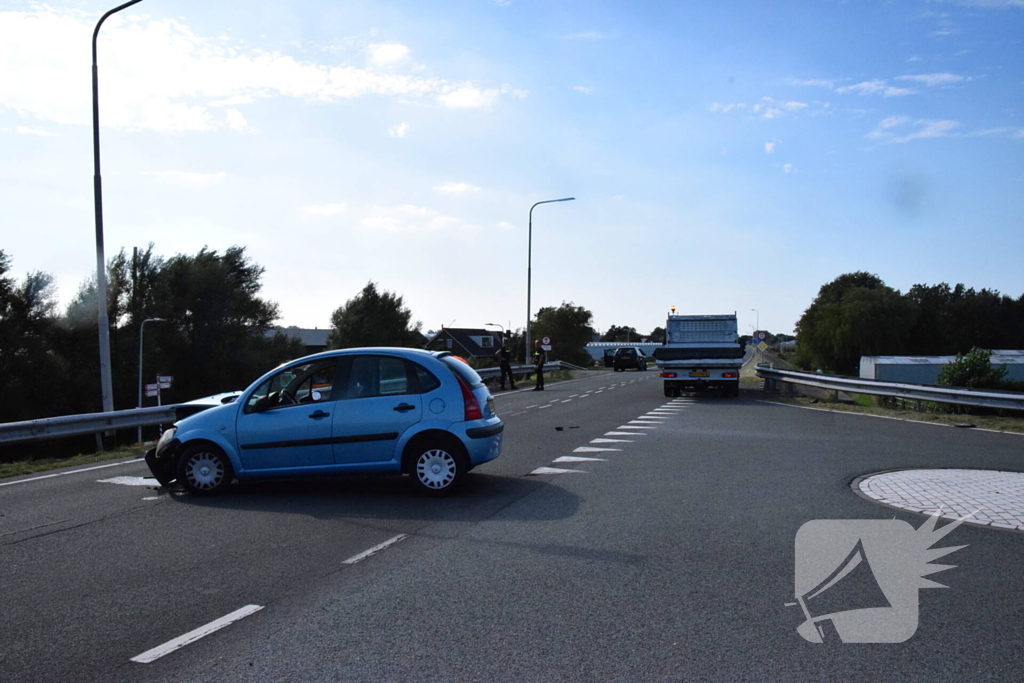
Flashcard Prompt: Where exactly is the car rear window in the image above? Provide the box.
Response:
[618,349,636,356]
[439,355,484,388]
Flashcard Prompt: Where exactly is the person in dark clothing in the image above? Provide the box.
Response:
[532,341,547,390]
[496,340,516,390]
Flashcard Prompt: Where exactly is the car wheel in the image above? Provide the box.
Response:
[410,443,467,496]
[177,443,234,496]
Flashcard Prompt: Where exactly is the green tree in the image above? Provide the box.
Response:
[327,281,423,349]
[648,326,666,343]
[795,272,915,375]
[0,252,64,422]
[938,347,1007,390]
[600,325,638,343]
[532,301,594,367]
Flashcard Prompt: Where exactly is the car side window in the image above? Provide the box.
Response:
[412,362,441,393]
[379,357,410,396]
[245,360,338,413]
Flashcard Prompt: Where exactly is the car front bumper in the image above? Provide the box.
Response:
[144,437,181,486]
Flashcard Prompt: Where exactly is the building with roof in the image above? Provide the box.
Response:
[859,351,1024,385]
[424,328,503,359]
[271,327,330,354]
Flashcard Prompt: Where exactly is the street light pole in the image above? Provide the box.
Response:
[526,197,575,365]
[751,308,760,332]
[137,317,166,442]
[93,0,145,429]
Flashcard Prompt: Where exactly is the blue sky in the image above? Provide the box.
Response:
[2,0,1022,337]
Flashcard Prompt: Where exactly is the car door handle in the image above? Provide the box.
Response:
[393,403,416,412]
[308,410,330,419]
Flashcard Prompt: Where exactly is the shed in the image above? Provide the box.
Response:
[859,351,1024,385]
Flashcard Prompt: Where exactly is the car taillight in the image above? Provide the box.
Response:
[723,372,738,378]
[455,374,484,420]
[660,372,677,378]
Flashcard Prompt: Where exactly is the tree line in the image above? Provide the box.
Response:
[795,272,1024,376]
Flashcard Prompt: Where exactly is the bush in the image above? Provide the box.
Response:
[937,347,1007,390]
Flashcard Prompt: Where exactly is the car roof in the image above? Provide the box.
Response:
[275,346,442,367]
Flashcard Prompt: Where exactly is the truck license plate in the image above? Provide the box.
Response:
[689,371,710,377]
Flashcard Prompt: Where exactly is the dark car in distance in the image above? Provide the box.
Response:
[612,347,648,371]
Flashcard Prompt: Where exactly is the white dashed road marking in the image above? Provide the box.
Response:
[342,534,408,565]
[553,456,607,463]
[0,458,144,488]
[605,431,646,436]
[539,405,552,410]
[131,605,264,664]
[618,425,656,429]
[574,446,622,453]
[530,467,587,475]
[591,438,633,443]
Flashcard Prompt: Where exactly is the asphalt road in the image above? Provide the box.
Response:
[2,369,1023,682]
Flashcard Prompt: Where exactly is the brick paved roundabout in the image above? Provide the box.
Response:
[855,469,1024,532]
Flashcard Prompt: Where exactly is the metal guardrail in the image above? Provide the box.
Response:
[0,405,179,446]
[476,360,579,379]
[0,361,591,447]
[755,365,1024,412]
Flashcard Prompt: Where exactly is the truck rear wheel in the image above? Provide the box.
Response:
[663,383,672,398]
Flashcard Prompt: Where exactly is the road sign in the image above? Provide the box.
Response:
[541,336,551,345]
[758,341,768,351]
[756,331,767,341]
[145,383,159,391]
[158,382,171,389]
[157,375,173,383]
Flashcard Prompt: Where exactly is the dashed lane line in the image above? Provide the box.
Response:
[573,446,622,453]
[605,431,646,436]
[618,425,657,429]
[342,534,408,565]
[591,438,633,443]
[131,605,264,664]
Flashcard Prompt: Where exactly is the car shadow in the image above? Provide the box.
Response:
[163,472,580,525]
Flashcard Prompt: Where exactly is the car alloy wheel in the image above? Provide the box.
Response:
[416,449,458,490]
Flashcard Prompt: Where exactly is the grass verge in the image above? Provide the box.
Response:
[0,443,150,481]
[760,394,1024,435]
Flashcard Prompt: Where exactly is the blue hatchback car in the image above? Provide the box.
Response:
[144,348,503,496]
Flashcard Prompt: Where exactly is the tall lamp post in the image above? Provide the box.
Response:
[137,317,166,442]
[92,0,145,428]
[751,308,760,332]
[525,197,575,364]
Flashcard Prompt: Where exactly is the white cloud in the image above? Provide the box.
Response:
[785,78,835,89]
[558,32,606,40]
[865,117,960,143]
[140,170,227,188]
[388,122,409,138]
[762,108,784,119]
[15,126,58,137]
[710,102,747,113]
[783,163,795,173]
[0,8,518,133]
[300,203,348,216]
[836,80,916,97]
[437,86,502,109]
[783,101,808,111]
[360,205,477,233]
[367,43,410,67]
[764,142,776,154]
[897,73,968,86]
[572,86,593,94]
[433,182,482,193]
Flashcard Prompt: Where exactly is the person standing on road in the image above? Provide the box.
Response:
[532,340,547,391]
[496,339,517,391]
